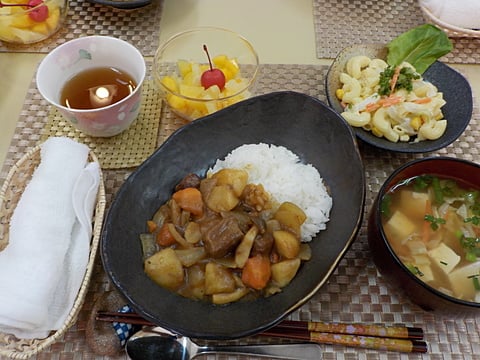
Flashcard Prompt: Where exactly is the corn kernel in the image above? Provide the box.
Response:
[410,116,422,131]
[371,126,383,138]
[336,88,344,100]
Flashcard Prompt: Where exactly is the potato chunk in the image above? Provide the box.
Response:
[144,248,184,289]
[274,202,307,235]
[273,230,300,259]
[204,262,236,295]
[271,258,301,287]
[206,185,239,212]
[211,168,248,197]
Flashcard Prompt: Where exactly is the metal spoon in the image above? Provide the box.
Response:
[126,326,322,360]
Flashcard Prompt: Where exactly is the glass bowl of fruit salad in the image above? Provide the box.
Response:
[153,27,260,121]
[0,0,67,44]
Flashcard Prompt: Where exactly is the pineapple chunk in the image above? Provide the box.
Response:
[177,60,192,78]
[160,75,178,92]
[160,54,250,119]
[427,243,460,275]
[45,7,60,31]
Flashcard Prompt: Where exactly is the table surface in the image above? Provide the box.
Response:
[1,0,480,359]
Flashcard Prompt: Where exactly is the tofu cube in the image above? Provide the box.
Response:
[427,243,460,275]
[384,210,416,241]
[400,191,429,221]
[448,262,480,300]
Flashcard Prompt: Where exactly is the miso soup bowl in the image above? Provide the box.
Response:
[368,156,480,316]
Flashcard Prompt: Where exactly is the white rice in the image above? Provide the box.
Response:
[208,143,332,242]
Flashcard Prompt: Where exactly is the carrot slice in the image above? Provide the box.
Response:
[156,223,176,246]
[413,97,432,104]
[172,187,204,216]
[241,255,271,290]
[146,220,157,233]
[389,66,401,94]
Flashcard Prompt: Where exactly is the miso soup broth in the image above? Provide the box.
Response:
[381,174,480,303]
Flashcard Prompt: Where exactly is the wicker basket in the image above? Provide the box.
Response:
[420,5,480,38]
[0,145,106,359]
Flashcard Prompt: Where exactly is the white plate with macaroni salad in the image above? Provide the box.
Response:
[326,44,473,153]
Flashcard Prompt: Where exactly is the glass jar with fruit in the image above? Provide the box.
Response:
[153,27,259,121]
[0,0,67,44]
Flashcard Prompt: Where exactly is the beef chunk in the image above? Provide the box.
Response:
[175,173,201,191]
[252,232,274,256]
[203,217,244,258]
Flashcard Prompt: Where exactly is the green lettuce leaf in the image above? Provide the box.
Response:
[386,24,453,74]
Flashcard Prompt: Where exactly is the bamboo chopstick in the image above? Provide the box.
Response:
[95,311,427,353]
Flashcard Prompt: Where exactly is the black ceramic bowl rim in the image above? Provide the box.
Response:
[86,0,152,9]
[374,156,480,309]
[325,44,473,153]
[101,91,366,339]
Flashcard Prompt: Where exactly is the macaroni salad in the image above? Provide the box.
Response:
[337,55,447,143]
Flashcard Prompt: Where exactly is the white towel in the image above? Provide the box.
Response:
[0,137,100,339]
[420,0,480,30]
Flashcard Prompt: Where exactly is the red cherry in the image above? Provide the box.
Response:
[28,0,48,22]
[200,44,225,90]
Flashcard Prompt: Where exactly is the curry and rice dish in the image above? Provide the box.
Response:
[140,143,333,304]
[381,175,480,303]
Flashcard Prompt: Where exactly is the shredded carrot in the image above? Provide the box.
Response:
[413,97,432,104]
[172,187,204,216]
[365,102,381,112]
[422,199,432,243]
[379,95,403,107]
[156,223,176,246]
[241,255,271,290]
[146,220,157,233]
[389,66,401,94]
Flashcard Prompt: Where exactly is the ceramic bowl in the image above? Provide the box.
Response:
[0,0,68,44]
[368,156,480,315]
[101,91,365,339]
[325,44,473,153]
[36,36,146,137]
[153,27,259,121]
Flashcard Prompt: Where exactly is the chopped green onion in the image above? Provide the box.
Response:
[413,175,432,191]
[466,252,477,262]
[464,216,480,225]
[432,176,443,204]
[473,277,480,291]
[381,195,392,218]
[424,214,446,230]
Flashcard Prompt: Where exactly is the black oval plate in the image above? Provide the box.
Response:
[325,44,473,153]
[101,91,365,340]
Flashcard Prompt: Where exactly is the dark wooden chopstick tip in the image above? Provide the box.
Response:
[407,327,424,340]
[412,340,428,353]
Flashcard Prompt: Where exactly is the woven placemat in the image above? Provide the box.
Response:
[39,80,162,169]
[0,0,163,55]
[1,64,479,359]
[312,0,480,64]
